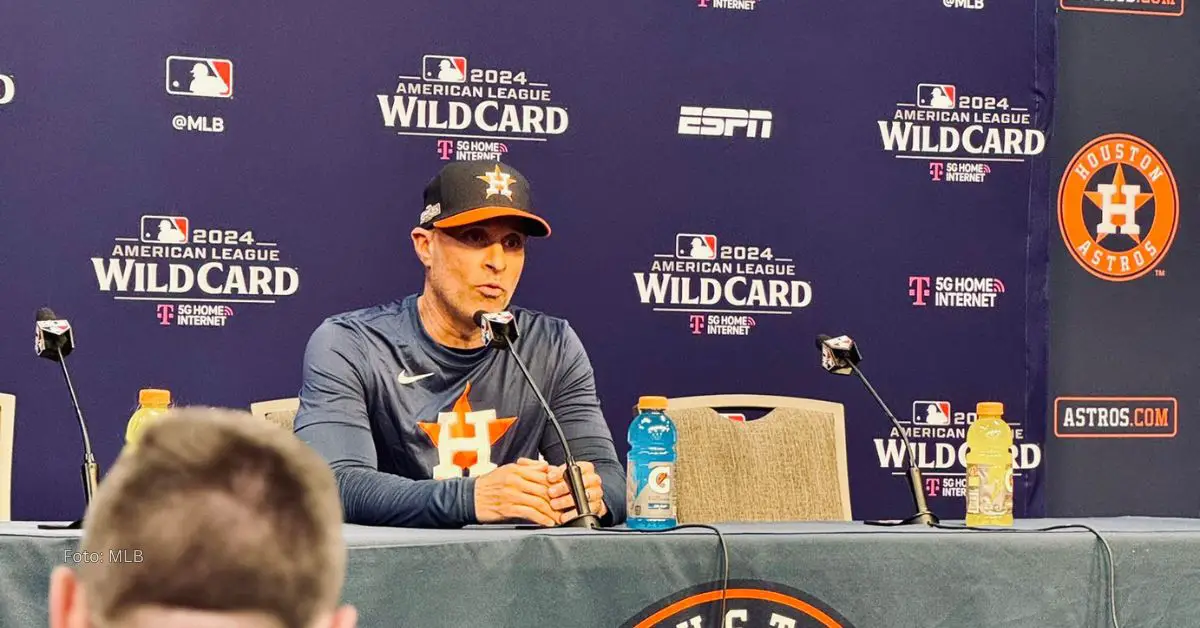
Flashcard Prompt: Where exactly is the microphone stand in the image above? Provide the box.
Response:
[849,362,938,527]
[39,346,99,531]
[506,350,601,529]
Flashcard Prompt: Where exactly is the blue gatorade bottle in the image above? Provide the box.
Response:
[627,395,677,530]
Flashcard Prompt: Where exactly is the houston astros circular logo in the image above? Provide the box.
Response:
[622,580,855,628]
[1058,134,1178,281]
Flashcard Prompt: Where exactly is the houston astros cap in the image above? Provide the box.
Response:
[418,161,551,237]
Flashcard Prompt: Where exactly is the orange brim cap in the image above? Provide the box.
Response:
[432,206,551,237]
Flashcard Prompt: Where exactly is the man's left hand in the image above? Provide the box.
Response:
[544,460,607,521]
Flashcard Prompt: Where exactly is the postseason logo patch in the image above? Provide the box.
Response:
[1060,0,1183,16]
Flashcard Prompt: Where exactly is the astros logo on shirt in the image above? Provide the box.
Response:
[418,382,516,479]
[1058,134,1178,282]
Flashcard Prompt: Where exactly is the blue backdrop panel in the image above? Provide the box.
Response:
[0,0,1053,521]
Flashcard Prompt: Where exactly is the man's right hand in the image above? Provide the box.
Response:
[473,458,560,527]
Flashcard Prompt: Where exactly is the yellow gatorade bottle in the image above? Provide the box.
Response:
[965,401,1013,527]
[125,389,171,452]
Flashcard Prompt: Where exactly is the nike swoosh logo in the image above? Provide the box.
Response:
[397,371,434,385]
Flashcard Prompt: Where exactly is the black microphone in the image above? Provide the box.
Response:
[474,310,602,529]
[35,307,99,530]
[815,333,861,376]
[816,333,938,526]
[36,307,74,361]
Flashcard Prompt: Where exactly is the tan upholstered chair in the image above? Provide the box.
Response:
[0,393,15,522]
[250,398,300,432]
[665,394,852,523]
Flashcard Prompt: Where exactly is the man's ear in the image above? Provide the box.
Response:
[411,228,434,268]
[49,566,88,628]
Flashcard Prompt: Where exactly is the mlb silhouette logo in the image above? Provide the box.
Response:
[423,55,468,83]
[675,233,718,260]
[140,215,190,244]
[912,401,952,426]
[166,56,233,98]
[916,83,956,109]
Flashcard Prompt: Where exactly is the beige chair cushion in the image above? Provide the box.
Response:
[0,393,14,522]
[262,410,297,431]
[250,398,300,433]
[669,406,849,523]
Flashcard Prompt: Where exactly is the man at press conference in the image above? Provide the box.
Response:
[294,161,626,528]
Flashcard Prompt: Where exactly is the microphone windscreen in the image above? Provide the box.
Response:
[36,307,58,322]
[815,333,832,349]
[472,310,486,326]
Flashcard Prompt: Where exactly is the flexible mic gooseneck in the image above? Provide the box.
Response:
[816,334,937,526]
[474,310,601,529]
[35,307,100,530]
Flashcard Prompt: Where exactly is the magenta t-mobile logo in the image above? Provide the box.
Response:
[696,0,710,7]
[436,139,454,160]
[929,162,945,181]
[925,477,941,497]
[908,276,932,306]
[689,315,705,335]
[156,304,175,325]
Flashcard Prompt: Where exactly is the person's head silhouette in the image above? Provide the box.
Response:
[49,408,357,628]
[190,62,210,78]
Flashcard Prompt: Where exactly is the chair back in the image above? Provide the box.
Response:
[0,393,15,522]
[665,394,851,523]
[250,398,300,432]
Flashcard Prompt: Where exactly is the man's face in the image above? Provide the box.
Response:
[413,217,528,322]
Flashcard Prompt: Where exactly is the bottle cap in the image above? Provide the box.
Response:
[976,401,1004,416]
[139,388,171,408]
[638,396,668,410]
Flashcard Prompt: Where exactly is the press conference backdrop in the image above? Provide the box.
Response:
[1047,1,1199,516]
[0,1,1054,522]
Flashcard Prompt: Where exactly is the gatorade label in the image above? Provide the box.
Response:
[966,463,1013,516]
[1004,467,1014,514]
[629,461,675,519]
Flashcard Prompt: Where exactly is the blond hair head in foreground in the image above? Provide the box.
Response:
[49,406,357,628]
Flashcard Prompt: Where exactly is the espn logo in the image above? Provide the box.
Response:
[166,56,233,98]
[1055,397,1178,438]
[678,106,773,139]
